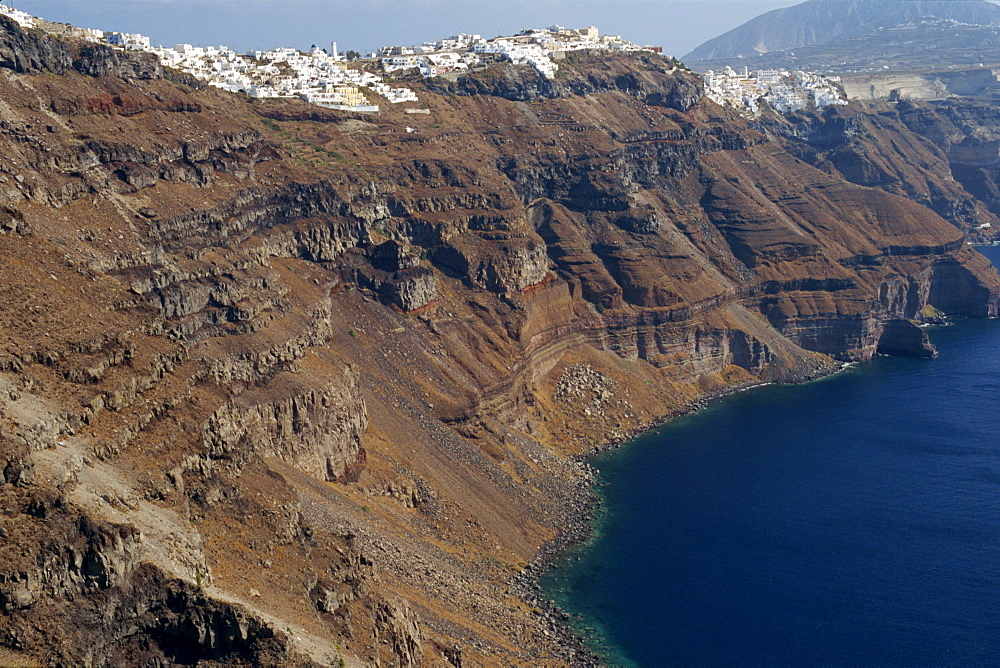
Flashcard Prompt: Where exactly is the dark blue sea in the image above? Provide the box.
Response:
[543,246,1000,667]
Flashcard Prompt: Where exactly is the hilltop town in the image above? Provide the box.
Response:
[1,3,656,112]
[378,25,653,80]
[703,65,847,114]
[2,2,850,117]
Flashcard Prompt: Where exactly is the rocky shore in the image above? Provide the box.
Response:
[2,14,1000,665]
[511,353,844,663]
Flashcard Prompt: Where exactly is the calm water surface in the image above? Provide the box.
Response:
[544,246,1000,666]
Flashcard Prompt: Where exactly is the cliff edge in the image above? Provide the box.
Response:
[0,19,999,666]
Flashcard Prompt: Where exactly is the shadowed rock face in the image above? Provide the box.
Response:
[0,14,71,73]
[0,14,160,80]
[73,42,163,81]
[0,18,999,667]
[425,51,703,111]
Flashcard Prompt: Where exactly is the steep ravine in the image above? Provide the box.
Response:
[1,21,999,666]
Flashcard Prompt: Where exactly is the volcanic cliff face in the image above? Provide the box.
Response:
[1,19,999,666]
[773,99,1000,241]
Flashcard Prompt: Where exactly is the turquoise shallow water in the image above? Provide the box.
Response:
[543,246,1000,667]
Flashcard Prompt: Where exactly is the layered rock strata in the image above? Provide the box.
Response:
[0,20,998,666]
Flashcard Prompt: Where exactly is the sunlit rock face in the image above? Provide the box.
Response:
[1,16,999,667]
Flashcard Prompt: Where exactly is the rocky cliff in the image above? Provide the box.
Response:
[1,19,999,666]
[773,99,1000,242]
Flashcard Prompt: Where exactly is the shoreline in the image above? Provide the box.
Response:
[512,359,846,664]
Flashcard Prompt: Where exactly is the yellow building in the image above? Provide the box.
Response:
[334,85,367,107]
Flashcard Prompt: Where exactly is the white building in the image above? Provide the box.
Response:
[106,32,150,50]
[382,55,417,72]
[0,3,36,28]
[757,69,782,84]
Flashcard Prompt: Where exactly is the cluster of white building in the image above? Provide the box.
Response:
[0,3,417,111]
[137,23,655,105]
[2,3,665,112]
[0,2,34,28]
[704,66,847,114]
[150,42,417,109]
[379,25,653,80]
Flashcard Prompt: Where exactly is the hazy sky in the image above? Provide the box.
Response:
[13,0,799,58]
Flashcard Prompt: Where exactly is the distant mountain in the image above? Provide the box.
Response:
[684,0,1000,62]
[689,17,1000,75]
